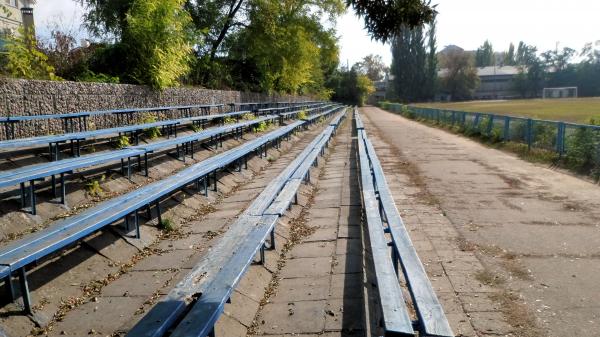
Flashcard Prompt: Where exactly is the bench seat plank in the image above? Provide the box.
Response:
[363,136,454,337]
[357,131,414,336]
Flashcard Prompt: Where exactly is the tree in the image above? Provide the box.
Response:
[346,0,436,42]
[388,24,427,102]
[230,0,343,96]
[79,0,134,38]
[330,65,374,106]
[515,41,537,66]
[475,40,494,67]
[124,0,193,89]
[424,15,437,99]
[2,27,60,80]
[504,43,515,65]
[541,47,576,72]
[354,54,387,81]
[439,49,479,100]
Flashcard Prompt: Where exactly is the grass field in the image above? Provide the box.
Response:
[415,97,600,123]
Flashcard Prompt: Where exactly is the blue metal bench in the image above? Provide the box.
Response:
[0,116,275,215]
[0,104,225,139]
[0,119,306,314]
[127,108,347,337]
[355,109,454,337]
[0,108,272,161]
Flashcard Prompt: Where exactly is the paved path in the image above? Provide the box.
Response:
[249,113,367,336]
[362,106,600,337]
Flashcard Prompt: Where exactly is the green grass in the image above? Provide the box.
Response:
[415,97,600,123]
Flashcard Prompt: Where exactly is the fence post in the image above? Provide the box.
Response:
[526,118,533,150]
[487,114,495,135]
[503,116,511,141]
[474,113,480,128]
[556,122,565,155]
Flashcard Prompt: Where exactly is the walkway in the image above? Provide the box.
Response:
[362,106,600,337]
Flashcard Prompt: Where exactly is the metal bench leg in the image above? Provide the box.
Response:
[155,202,162,225]
[18,268,31,315]
[203,176,208,196]
[125,214,130,231]
[51,175,56,198]
[20,182,25,209]
[144,153,149,177]
[4,274,15,301]
[127,157,132,181]
[270,229,276,250]
[60,173,66,205]
[259,244,265,265]
[135,210,140,239]
[213,172,218,192]
[29,180,36,215]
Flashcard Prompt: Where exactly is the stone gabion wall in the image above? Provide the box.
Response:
[0,78,312,139]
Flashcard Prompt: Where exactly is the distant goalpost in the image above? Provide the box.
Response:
[542,87,578,99]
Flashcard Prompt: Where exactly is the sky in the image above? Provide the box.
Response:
[33,0,600,67]
[339,0,600,66]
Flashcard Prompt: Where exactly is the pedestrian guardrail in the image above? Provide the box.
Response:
[379,102,600,156]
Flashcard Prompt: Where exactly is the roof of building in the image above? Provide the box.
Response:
[438,65,524,78]
[476,66,521,76]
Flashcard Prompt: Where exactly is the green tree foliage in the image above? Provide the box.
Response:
[439,49,479,100]
[124,0,193,89]
[515,41,538,66]
[475,40,494,67]
[2,27,61,80]
[347,0,436,42]
[330,66,374,106]
[79,0,134,38]
[425,15,437,98]
[354,54,388,81]
[230,0,343,96]
[542,47,576,72]
[504,42,515,65]
[388,24,427,102]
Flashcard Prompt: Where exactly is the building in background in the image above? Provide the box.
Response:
[437,65,523,101]
[1,0,35,38]
[473,65,521,99]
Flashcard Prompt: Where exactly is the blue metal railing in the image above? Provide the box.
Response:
[378,102,600,156]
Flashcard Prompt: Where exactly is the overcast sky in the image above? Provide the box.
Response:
[34,0,600,67]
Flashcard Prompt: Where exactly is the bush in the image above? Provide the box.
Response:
[400,105,416,119]
[223,116,236,124]
[241,113,256,120]
[3,27,61,80]
[76,70,120,83]
[115,135,131,149]
[141,114,162,139]
[253,121,268,133]
[124,0,193,89]
[190,124,203,132]
[532,123,556,150]
[564,126,600,173]
[85,175,105,198]
[158,218,175,232]
[297,110,308,120]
